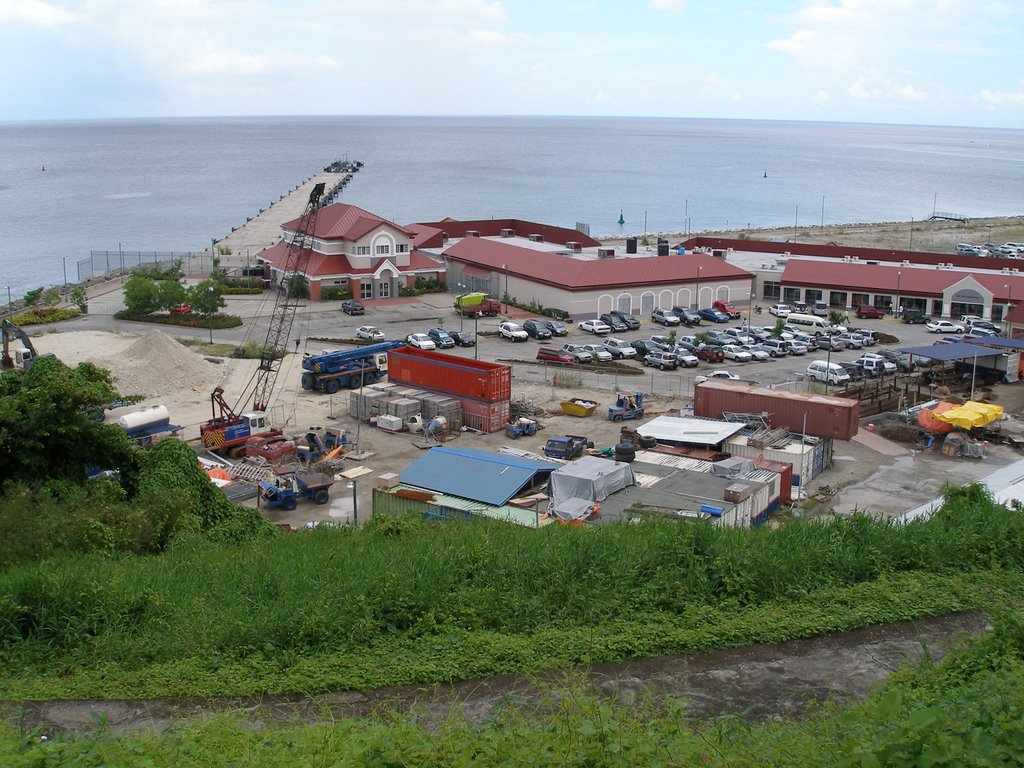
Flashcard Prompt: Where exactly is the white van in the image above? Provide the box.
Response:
[806,360,850,385]
[786,312,833,335]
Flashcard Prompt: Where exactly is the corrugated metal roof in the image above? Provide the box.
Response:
[898,343,1003,361]
[282,203,415,241]
[399,447,560,506]
[260,242,440,278]
[637,416,746,446]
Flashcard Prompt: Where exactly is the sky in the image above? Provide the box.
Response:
[2,0,1022,128]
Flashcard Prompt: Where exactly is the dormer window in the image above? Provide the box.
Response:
[376,244,390,255]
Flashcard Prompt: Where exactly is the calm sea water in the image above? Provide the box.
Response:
[1,116,1022,295]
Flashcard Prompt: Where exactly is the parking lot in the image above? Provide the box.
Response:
[289,293,964,399]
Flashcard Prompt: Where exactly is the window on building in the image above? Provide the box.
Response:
[804,289,822,302]
[783,287,801,303]
[359,282,372,299]
[395,244,409,253]
[617,295,632,314]
[829,291,848,307]
[355,246,370,256]
[379,280,391,298]
[376,245,390,255]
[851,293,871,307]
[762,282,781,300]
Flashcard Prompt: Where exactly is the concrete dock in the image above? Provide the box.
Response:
[209,166,357,270]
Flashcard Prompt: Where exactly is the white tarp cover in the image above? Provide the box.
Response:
[548,455,635,519]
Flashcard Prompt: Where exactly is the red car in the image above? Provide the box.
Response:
[855,305,885,319]
[170,304,192,315]
[696,345,725,362]
[536,346,576,364]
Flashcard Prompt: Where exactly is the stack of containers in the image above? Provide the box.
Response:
[387,347,511,433]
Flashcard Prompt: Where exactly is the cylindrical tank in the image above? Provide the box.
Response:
[117,405,170,431]
[657,243,670,256]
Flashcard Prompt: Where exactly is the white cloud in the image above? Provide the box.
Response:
[813,90,832,104]
[980,87,1024,106]
[649,0,682,14]
[0,0,80,26]
[848,69,926,102]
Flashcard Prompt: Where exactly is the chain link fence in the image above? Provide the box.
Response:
[78,250,214,283]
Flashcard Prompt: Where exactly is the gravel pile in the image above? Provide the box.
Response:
[100,330,220,399]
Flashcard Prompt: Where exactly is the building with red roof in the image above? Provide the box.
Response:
[258,203,445,301]
[437,230,754,320]
[677,236,1024,326]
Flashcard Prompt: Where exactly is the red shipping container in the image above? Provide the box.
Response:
[388,348,511,403]
[458,397,510,434]
[694,381,859,441]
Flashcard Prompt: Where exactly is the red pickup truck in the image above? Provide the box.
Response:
[712,300,742,319]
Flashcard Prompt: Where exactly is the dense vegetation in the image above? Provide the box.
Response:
[2,607,1023,766]
[0,358,272,568]
[1,485,1022,699]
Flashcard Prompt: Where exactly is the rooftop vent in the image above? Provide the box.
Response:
[597,247,615,259]
[1013,268,1020,275]
[528,234,543,242]
[500,228,515,238]
[901,260,911,266]
[466,230,480,238]
[1002,267,1011,274]
[566,241,582,253]
[441,231,449,242]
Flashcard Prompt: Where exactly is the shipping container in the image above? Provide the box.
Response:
[724,435,833,488]
[388,347,511,403]
[694,381,859,440]
[459,397,510,433]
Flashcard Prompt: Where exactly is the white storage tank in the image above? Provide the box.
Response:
[117,405,170,432]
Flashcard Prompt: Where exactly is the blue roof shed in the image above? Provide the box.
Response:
[399,447,561,506]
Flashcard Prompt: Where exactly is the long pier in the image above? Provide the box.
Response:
[209,161,360,270]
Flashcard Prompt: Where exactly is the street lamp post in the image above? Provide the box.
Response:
[457,282,466,331]
[1005,283,1014,338]
[62,256,69,296]
[503,264,509,313]
[474,313,479,360]
[347,480,358,525]
[895,271,902,316]
[693,265,702,310]
[118,242,125,284]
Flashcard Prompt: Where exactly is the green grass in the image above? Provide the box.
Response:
[1,484,1023,699]
[3,607,1024,767]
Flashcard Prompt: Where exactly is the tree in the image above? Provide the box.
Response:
[156,279,188,312]
[188,279,226,317]
[123,274,161,316]
[0,357,134,486]
[70,286,88,313]
[285,273,308,299]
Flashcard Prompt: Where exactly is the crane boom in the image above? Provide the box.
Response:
[248,181,325,413]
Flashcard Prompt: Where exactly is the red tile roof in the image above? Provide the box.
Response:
[444,238,751,291]
[259,243,441,278]
[781,260,1024,301]
[282,203,414,241]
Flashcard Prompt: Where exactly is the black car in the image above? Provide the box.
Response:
[672,307,702,326]
[543,319,569,336]
[631,339,670,356]
[449,330,476,347]
[522,318,554,339]
[838,361,867,381]
[427,328,455,348]
[611,311,641,330]
[341,299,365,315]
[599,313,629,333]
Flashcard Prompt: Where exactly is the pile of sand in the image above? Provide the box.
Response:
[106,330,221,398]
[34,329,221,400]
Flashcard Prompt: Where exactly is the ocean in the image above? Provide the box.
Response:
[1,116,1022,296]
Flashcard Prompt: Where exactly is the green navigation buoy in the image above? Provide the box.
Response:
[618,209,625,225]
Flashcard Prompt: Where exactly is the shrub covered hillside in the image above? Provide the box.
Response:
[0,357,273,567]
[0,485,1022,699]
[3,608,1024,767]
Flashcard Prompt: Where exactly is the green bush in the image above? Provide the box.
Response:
[10,308,81,325]
[320,286,352,301]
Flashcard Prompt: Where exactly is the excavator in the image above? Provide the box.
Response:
[1,319,52,371]
[199,182,327,457]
